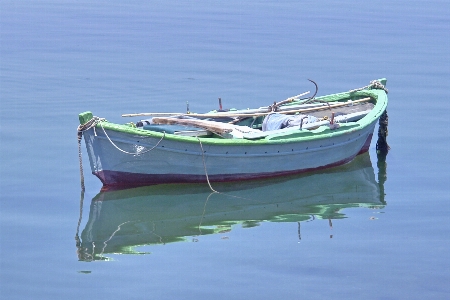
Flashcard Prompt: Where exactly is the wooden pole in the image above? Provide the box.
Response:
[271,91,310,108]
[122,91,311,118]
[193,97,372,117]
[123,97,372,119]
[152,117,234,135]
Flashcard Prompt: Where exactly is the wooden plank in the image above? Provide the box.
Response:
[306,102,374,119]
[152,117,236,135]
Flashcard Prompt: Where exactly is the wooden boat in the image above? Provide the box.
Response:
[78,79,388,189]
[76,153,385,261]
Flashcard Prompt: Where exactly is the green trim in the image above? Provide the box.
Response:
[79,111,93,125]
[78,82,388,146]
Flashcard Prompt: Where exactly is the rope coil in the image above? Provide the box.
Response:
[349,80,388,94]
[77,116,105,140]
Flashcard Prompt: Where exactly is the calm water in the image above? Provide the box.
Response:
[1,0,449,299]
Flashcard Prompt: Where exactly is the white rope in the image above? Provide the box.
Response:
[197,137,219,193]
[99,221,131,258]
[197,192,216,236]
[98,121,165,156]
[77,116,165,192]
[77,116,105,133]
[195,137,254,202]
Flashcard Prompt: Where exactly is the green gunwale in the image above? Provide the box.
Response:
[79,80,387,146]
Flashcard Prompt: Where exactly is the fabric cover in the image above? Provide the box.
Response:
[262,113,318,131]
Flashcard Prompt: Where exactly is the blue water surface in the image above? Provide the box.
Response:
[1,1,449,299]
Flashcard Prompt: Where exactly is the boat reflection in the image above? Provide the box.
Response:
[76,152,386,261]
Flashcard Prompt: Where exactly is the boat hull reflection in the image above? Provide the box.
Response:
[78,153,384,261]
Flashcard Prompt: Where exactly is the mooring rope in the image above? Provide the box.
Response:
[77,116,105,191]
[77,134,86,191]
[376,110,390,154]
[77,116,165,191]
[97,121,165,155]
[74,188,85,260]
[197,137,219,193]
[99,221,132,258]
[196,137,255,204]
[197,191,216,236]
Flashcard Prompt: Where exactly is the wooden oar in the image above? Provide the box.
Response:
[152,117,236,135]
[122,112,185,118]
[125,97,372,119]
[195,97,372,117]
[152,108,373,140]
[273,91,310,106]
[266,91,311,112]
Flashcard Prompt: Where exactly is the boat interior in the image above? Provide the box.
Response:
[134,95,376,140]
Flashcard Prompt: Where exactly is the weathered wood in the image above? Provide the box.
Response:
[124,112,185,118]
[122,91,311,118]
[123,97,372,119]
[272,91,310,106]
[190,97,372,118]
[307,102,374,119]
[261,97,372,116]
[152,117,236,135]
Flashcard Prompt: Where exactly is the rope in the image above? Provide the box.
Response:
[349,80,389,94]
[376,110,390,154]
[77,116,104,191]
[77,116,105,133]
[195,138,258,204]
[77,135,85,191]
[99,221,131,258]
[77,116,165,192]
[197,192,216,236]
[197,137,219,193]
[74,188,85,260]
[97,121,165,155]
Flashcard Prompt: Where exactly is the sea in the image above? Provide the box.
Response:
[1,1,449,299]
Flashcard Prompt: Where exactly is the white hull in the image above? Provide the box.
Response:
[79,79,388,188]
[83,121,376,187]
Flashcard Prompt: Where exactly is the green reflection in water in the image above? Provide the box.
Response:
[75,152,386,261]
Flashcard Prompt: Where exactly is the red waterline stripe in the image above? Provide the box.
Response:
[358,133,373,155]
